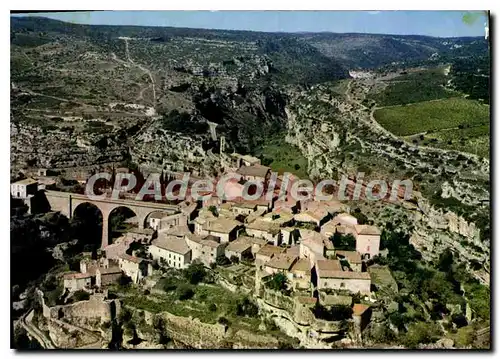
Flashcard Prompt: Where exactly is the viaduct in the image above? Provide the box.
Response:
[43,190,179,248]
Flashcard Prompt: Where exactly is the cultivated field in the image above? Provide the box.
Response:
[374,97,490,157]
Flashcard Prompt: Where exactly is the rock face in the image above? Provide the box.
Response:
[283,79,490,283]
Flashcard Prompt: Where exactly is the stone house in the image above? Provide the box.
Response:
[11,178,38,199]
[289,258,312,290]
[126,227,155,244]
[280,227,300,246]
[163,223,191,238]
[63,272,93,292]
[148,212,167,231]
[255,244,286,268]
[320,220,338,239]
[37,168,48,177]
[335,250,363,272]
[224,236,253,261]
[299,230,335,266]
[96,267,123,287]
[236,164,271,182]
[249,237,268,255]
[149,235,192,269]
[245,208,267,224]
[159,212,188,232]
[117,253,151,284]
[185,234,225,266]
[330,213,359,234]
[294,208,329,227]
[201,217,241,243]
[239,154,261,167]
[354,225,381,259]
[245,219,280,245]
[231,202,257,216]
[264,254,298,276]
[315,260,371,294]
[262,210,294,227]
[192,210,217,235]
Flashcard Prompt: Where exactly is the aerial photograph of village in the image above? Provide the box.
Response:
[10,10,490,350]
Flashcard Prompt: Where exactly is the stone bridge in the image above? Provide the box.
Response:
[43,190,179,248]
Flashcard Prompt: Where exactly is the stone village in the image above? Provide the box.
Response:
[11,155,394,348]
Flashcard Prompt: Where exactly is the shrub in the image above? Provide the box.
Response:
[236,297,259,317]
[209,303,217,312]
[216,255,231,266]
[218,317,230,326]
[183,262,207,285]
[403,321,442,348]
[177,284,194,300]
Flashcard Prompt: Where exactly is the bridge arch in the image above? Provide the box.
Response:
[72,202,104,250]
[107,206,139,245]
[43,190,181,248]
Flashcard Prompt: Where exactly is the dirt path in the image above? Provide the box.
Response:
[119,38,157,106]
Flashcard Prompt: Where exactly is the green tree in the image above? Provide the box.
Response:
[183,262,207,285]
[236,297,259,317]
[266,273,288,293]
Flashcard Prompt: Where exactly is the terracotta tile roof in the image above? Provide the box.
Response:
[118,253,143,264]
[97,266,122,275]
[318,270,371,280]
[152,235,191,255]
[203,217,240,234]
[352,303,370,316]
[332,213,358,226]
[286,245,300,257]
[200,235,222,248]
[225,237,253,253]
[336,250,362,264]
[148,212,169,219]
[164,224,191,237]
[246,219,279,233]
[265,254,298,270]
[130,227,155,235]
[354,225,381,236]
[316,259,342,272]
[63,272,92,280]
[256,244,285,258]
[246,236,267,246]
[290,258,311,273]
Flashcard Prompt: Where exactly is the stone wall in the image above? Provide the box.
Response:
[140,309,227,349]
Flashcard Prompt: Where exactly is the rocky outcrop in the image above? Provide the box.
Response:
[284,80,490,282]
[10,122,128,171]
